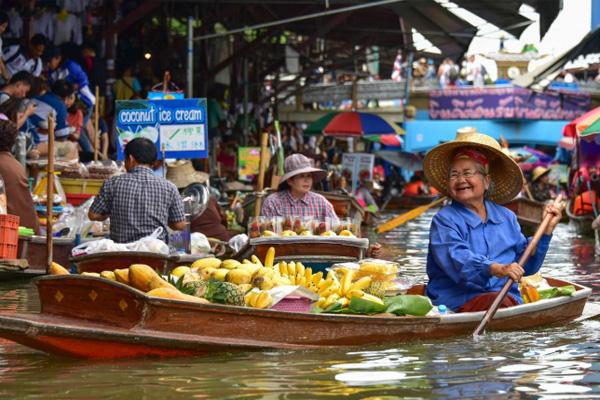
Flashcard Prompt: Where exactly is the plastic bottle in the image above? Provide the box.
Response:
[438,304,447,315]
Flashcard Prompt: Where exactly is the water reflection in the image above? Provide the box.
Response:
[0,214,598,399]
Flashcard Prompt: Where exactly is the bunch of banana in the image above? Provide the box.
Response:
[315,268,379,309]
[244,290,273,309]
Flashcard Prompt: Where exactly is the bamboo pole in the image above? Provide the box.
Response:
[93,86,100,161]
[254,132,270,217]
[46,115,55,273]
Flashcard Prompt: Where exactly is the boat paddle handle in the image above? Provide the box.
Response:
[472,194,563,337]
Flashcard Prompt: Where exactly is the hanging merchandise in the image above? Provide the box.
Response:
[0,174,6,214]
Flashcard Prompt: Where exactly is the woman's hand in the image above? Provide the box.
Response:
[543,202,563,235]
[368,243,382,259]
[490,262,524,282]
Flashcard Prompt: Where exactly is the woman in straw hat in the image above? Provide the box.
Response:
[423,130,562,313]
[261,153,338,222]
[530,166,554,203]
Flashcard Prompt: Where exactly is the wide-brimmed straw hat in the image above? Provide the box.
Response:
[423,128,524,204]
[531,166,551,182]
[166,160,209,189]
[279,154,326,187]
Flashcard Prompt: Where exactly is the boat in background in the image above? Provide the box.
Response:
[0,274,590,359]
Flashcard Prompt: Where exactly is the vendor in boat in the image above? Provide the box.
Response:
[530,166,555,203]
[0,115,40,232]
[88,138,186,243]
[262,153,338,221]
[262,153,382,256]
[423,130,562,313]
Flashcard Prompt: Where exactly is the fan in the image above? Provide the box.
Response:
[181,183,210,219]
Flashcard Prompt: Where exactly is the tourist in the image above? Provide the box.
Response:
[0,115,39,233]
[530,166,554,202]
[88,137,186,243]
[0,71,33,105]
[2,33,47,77]
[423,130,562,312]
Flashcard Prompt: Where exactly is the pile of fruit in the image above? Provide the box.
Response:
[249,216,358,238]
[47,250,431,315]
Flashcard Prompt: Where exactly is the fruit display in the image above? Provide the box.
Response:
[248,216,360,238]
[47,251,432,315]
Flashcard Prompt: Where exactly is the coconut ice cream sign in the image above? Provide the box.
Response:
[116,98,208,159]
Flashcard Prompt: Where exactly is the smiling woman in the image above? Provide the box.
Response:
[422,129,563,313]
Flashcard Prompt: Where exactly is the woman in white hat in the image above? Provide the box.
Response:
[261,153,338,222]
[423,131,562,313]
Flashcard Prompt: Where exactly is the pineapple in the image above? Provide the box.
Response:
[169,274,208,297]
[204,279,245,306]
[364,281,386,299]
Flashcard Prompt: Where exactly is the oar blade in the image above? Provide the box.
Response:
[376,197,446,234]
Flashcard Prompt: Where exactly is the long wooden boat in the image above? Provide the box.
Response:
[503,197,544,228]
[566,199,595,236]
[0,275,591,359]
[382,194,437,211]
[71,251,170,274]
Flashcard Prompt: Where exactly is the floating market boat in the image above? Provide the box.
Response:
[382,194,438,211]
[0,274,591,359]
[565,199,595,236]
[503,197,544,228]
[249,236,369,271]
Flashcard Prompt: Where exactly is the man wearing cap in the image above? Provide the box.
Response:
[530,166,554,203]
[89,138,185,243]
[423,131,562,313]
[261,153,338,221]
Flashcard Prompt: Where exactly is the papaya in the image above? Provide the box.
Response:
[114,268,130,285]
[129,264,175,292]
[146,287,209,304]
[49,262,70,275]
[81,272,101,277]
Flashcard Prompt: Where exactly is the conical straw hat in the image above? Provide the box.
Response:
[423,129,524,204]
[166,160,209,189]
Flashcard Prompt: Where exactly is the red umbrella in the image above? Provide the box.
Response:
[563,106,600,137]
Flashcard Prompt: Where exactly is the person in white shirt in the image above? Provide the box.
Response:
[2,34,47,78]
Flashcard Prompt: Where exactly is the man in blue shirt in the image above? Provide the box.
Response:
[423,129,562,312]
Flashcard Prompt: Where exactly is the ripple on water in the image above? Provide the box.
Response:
[0,214,599,398]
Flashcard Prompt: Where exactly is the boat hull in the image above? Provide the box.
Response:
[566,199,595,236]
[0,275,590,359]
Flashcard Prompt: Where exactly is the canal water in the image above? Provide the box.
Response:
[1,213,599,399]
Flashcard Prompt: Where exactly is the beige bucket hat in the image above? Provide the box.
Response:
[166,160,209,189]
[423,128,524,204]
[279,154,326,187]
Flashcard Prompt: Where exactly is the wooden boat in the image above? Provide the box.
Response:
[566,199,595,236]
[382,195,437,211]
[0,275,591,359]
[250,236,369,271]
[71,251,170,274]
[503,197,544,228]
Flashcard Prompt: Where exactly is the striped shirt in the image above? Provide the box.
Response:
[261,190,339,222]
[90,166,185,243]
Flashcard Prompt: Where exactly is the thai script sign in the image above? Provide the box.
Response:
[429,88,590,120]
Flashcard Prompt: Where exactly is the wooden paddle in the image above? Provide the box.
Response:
[473,194,563,337]
[46,115,55,274]
[376,196,446,234]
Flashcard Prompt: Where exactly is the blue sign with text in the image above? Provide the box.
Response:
[115,98,208,159]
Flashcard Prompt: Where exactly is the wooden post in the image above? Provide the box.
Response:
[93,86,100,161]
[46,115,55,273]
[254,132,270,217]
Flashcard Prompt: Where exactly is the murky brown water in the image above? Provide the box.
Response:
[1,212,599,399]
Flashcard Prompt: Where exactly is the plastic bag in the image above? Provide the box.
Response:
[127,228,169,254]
[228,233,248,253]
[71,227,169,256]
[191,232,211,255]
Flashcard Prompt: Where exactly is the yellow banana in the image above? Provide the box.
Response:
[245,291,259,306]
[347,289,365,299]
[264,247,275,268]
[242,259,253,264]
[279,261,288,276]
[312,271,324,286]
[318,278,334,291]
[251,255,263,267]
[191,257,221,270]
[316,296,327,308]
[287,261,296,277]
[254,291,273,309]
[304,267,312,283]
[296,262,305,276]
[323,294,340,308]
[221,259,242,269]
[340,269,355,296]
[338,297,350,307]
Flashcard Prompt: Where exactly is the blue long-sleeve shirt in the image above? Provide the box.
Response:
[425,200,552,312]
